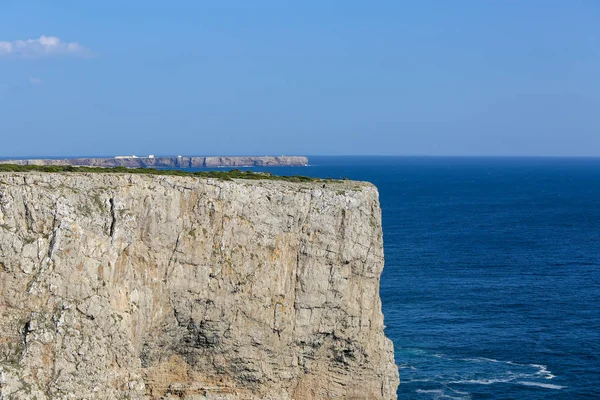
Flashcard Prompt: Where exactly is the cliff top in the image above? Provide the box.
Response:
[0,164,372,191]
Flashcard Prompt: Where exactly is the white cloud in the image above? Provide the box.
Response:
[29,77,44,85]
[0,35,89,58]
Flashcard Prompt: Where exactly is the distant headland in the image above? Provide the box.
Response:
[0,155,309,168]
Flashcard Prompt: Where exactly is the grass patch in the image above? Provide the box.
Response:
[0,164,325,183]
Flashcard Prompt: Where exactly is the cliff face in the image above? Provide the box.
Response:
[0,173,398,399]
[0,156,309,168]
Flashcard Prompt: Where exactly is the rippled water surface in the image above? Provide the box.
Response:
[200,156,600,399]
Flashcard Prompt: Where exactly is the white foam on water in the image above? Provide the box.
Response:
[449,378,512,385]
[461,357,503,363]
[446,386,470,395]
[518,381,565,390]
[456,357,557,381]
[398,364,418,370]
[401,348,429,356]
[415,389,470,399]
[505,371,536,381]
[530,364,555,379]
[402,351,561,397]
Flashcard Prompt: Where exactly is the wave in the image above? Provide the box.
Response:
[450,377,564,390]
[530,364,555,379]
[460,357,504,363]
[450,378,512,385]
[457,357,555,380]
[415,389,469,399]
[518,381,565,390]
[401,352,563,398]
[398,364,418,370]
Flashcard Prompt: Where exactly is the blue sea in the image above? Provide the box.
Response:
[202,156,599,399]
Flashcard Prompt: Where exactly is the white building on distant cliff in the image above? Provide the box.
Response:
[115,155,155,159]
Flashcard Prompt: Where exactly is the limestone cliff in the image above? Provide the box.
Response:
[0,172,399,399]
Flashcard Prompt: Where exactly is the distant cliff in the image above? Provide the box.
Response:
[0,156,309,168]
[0,172,398,399]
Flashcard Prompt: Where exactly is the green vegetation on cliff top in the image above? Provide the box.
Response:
[0,164,326,183]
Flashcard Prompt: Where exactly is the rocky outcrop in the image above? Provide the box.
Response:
[0,172,398,399]
[0,156,309,169]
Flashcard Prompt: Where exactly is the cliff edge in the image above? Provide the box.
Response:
[0,172,398,399]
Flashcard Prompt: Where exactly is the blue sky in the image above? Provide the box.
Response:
[1,1,598,157]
